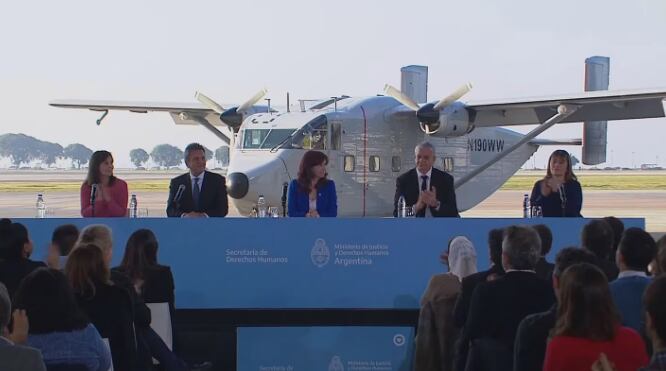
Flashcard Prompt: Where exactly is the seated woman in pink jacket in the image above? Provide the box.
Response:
[80,150,128,217]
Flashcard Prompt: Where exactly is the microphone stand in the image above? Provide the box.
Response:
[281,182,288,217]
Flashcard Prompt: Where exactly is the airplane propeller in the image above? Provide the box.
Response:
[383,83,473,134]
[195,88,268,130]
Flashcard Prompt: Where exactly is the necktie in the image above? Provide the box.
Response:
[421,175,428,192]
[193,177,200,209]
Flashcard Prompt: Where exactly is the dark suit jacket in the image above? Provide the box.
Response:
[166,171,228,217]
[513,305,556,371]
[0,259,46,299]
[534,257,555,282]
[76,283,137,371]
[460,271,555,370]
[114,264,175,321]
[393,168,459,217]
[453,264,505,328]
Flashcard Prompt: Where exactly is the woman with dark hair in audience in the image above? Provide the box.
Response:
[80,150,128,217]
[652,235,666,275]
[543,263,648,371]
[114,228,176,317]
[66,244,138,371]
[530,149,582,217]
[14,268,111,370]
[0,219,46,298]
[288,150,337,217]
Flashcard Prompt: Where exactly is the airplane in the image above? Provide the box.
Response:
[50,56,666,217]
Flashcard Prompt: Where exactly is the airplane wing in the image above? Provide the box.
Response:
[465,88,666,127]
[49,99,225,126]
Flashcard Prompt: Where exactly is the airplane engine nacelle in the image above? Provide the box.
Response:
[419,101,472,137]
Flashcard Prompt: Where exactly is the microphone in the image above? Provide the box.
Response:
[174,184,186,204]
[558,183,567,216]
[90,183,98,205]
[281,182,288,217]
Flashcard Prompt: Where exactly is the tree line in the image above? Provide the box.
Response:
[0,133,230,169]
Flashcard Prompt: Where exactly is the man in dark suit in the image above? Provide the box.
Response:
[461,225,555,371]
[166,143,228,217]
[393,141,459,217]
[514,247,597,371]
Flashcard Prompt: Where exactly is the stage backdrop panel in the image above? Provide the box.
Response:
[237,326,414,371]
[18,218,643,309]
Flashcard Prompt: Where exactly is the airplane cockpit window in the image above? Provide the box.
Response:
[280,115,328,150]
[240,128,296,149]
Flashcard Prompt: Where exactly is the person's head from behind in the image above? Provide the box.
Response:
[616,227,656,272]
[0,222,33,261]
[86,150,116,186]
[532,224,553,258]
[581,219,614,260]
[13,268,88,334]
[121,229,159,281]
[0,283,11,336]
[603,216,624,256]
[65,244,110,298]
[552,247,597,297]
[653,236,666,276]
[51,224,79,256]
[77,224,113,267]
[414,142,436,174]
[546,149,576,181]
[443,236,477,280]
[554,263,619,341]
[297,150,329,192]
[501,225,541,271]
[488,228,505,272]
[644,275,666,348]
[184,143,207,176]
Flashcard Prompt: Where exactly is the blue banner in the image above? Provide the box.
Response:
[17,218,644,309]
[237,327,414,371]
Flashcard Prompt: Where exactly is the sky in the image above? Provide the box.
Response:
[1,0,665,168]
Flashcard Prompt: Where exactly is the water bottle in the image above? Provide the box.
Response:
[257,195,267,218]
[129,194,138,218]
[36,193,46,218]
[397,195,407,218]
[523,194,530,218]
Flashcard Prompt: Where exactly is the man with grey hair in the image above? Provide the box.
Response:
[458,225,554,371]
[393,141,459,217]
[167,142,228,217]
[0,282,47,371]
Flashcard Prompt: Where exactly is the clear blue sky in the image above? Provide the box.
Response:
[1,0,665,168]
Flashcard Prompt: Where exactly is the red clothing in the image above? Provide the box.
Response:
[80,179,128,217]
[544,327,648,371]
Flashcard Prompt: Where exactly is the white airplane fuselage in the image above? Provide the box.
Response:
[226,96,538,216]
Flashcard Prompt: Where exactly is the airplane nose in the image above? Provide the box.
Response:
[227,172,249,199]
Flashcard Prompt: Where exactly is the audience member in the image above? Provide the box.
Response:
[582,219,619,280]
[0,282,46,371]
[46,224,79,270]
[651,235,666,276]
[611,227,656,334]
[415,236,477,371]
[543,263,648,371]
[461,225,555,371]
[0,221,46,298]
[514,247,597,371]
[603,216,625,264]
[66,244,138,371]
[642,275,666,370]
[80,150,128,217]
[13,268,111,371]
[532,224,555,280]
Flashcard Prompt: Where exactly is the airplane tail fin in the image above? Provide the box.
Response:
[400,65,428,104]
[582,56,610,165]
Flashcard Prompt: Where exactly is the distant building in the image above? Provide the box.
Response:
[641,163,661,170]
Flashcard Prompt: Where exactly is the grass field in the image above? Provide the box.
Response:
[2,174,666,191]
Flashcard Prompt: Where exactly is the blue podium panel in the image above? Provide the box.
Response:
[18,218,643,309]
[237,327,414,371]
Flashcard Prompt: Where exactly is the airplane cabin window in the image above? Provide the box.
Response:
[241,129,295,149]
[443,157,454,172]
[391,156,401,172]
[369,156,380,172]
[344,155,355,172]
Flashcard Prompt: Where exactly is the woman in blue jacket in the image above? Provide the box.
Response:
[530,149,583,217]
[288,150,337,217]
